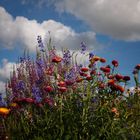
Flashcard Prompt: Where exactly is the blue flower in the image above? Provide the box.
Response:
[89,51,94,59]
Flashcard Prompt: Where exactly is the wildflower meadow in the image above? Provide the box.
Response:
[0,36,140,140]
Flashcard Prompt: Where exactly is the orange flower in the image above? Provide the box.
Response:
[58,81,66,87]
[0,107,10,115]
[10,103,19,109]
[100,58,106,63]
[111,107,118,113]
[93,56,100,61]
[52,56,62,63]
[114,84,125,93]
[108,79,115,86]
[76,77,83,83]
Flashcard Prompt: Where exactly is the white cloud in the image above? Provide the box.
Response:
[0,59,15,81]
[55,0,140,41]
[0,6,97,51]
[0,81,5,94]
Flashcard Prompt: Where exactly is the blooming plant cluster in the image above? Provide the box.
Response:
[0,36,140,140]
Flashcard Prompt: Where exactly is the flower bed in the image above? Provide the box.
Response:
[0,36,140,140]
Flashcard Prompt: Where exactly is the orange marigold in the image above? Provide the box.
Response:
[0,107,10,115]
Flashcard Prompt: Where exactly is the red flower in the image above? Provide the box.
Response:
[114,84,125,93]
[100,58,106,63]
[52,56,62,63]
[76,77,83,83]
[100,67,110,73]
[86,76,92,81]
[111,107,118,113]
[115,74,124,81]
[90,70,96,75]
[93,56,100,61]
[99,83,105,89]
[80,72,88,77]
[123,76,130,81]
[58,87,67,92]
[112,60,119,67]
[108,79,115,86]
[135,64,140,70]
[44,86,53,92]
[81,67,89,72]
[25,98,35,103]
[108,75,115,79]
[65,80,74,86]
[43,98,54,106]
[58,81,66,87]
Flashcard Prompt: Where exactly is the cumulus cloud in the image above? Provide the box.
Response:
[55,0,140,41]
[0,81,5,93]
[0,59,15,81]
[0,6,97,51]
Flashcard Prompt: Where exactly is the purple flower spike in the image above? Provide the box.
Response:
[63,49,71,65]
[80,42,87,54]
[37,35,45,52]
[89,51,94,59]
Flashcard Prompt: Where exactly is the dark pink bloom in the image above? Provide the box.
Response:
[112,60,119,67]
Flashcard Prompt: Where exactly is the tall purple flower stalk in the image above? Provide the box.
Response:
[80,42,87,54]
[37,35,45,52]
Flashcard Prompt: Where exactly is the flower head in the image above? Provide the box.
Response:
[80,42,87,54]
[123,76,130,81]
[135,64,140,70]
[100,58,106,63]
[112,60,119,67]
[52,56,62,63]
[0,107,10,115]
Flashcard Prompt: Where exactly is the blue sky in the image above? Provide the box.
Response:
[0,0,140,93]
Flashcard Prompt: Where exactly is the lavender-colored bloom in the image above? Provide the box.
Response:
[36,67,43,77]
[63,50,71,65]
[89,51,94,59]
[16,81,25,90]
[37,36,45,52]
[80,42,87,54]
[64,67,76,81]
[32,85,42,103]
[36,58,44,68]
[0,93,3,106]
[20,57,26,63]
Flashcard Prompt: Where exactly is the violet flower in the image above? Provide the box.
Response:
[32,85,42,103]
[63,49,71,65]
[80,42,87,54]
[37,35,45,52]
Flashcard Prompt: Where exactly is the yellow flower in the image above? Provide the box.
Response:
[10,103,18,107]
[0,107,10,115]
